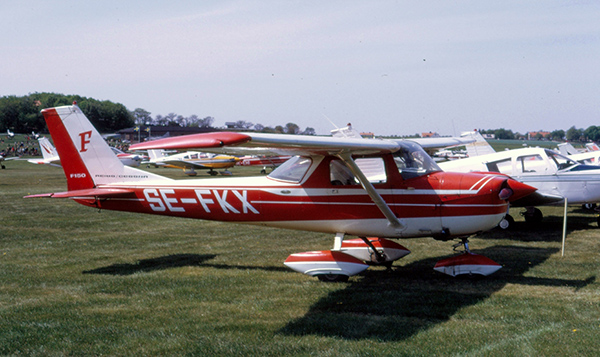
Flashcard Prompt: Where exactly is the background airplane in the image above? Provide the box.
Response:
[236,155,292,174]
[110,147,144,167]
[0,152,19,169]
[6,129,15,138]
[143,149,240,176]
[439,131,600,227]
[27,137,60,166]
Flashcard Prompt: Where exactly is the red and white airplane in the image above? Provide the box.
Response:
[26,104,537,281]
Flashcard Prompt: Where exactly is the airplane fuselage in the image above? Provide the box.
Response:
[77,155,513,238]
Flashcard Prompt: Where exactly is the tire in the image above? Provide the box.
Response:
[524,208,543,224]
[498,214,514,230]
[583,203,597,210]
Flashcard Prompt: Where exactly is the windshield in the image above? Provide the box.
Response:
[268,156,312,182]
[546,150,578,171]
[393,141,441,179]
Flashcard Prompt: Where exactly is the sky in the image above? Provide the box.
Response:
[2,0,600,136]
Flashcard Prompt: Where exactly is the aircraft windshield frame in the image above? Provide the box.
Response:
[268,156,313,182]
[546,149,578,171]
[393,141,441,179]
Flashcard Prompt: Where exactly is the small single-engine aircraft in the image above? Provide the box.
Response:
[0,152,19,169]
[27,137,60,166]
[110,147,144,167]
[236,155,292,174]
[440,131,600,227]
[26,104,537,280]
[6,129,15,138]
[143,149,240,176]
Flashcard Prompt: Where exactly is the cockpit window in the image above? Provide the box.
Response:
[516,154,545,174]
[393,141,441,179]
[268,156,312,182]
[546,150,578,171]
[329,157,387,185]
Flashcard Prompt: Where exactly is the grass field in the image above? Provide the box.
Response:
[2,159,600,355]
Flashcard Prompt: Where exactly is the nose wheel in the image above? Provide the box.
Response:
[452,237,471,253]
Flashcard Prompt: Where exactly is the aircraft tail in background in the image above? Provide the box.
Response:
[461,131,496,157]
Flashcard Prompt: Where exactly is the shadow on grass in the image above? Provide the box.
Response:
[83,253,289,275]
[279,245,595,341]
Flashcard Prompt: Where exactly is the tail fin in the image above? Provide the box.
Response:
[557,142,579,155]
[42,104,169,191]
[38,137,59,162]
[147,149,165,161]
[460,131,496,157]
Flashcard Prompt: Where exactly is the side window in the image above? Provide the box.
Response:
[330,160,358,185]
[356,157,387,184]
[517,155,544,174]
[486,158,512,174]
[268,156,312,182]
[329,158,387,185]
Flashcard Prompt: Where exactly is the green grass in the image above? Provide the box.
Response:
[2,160,600,355]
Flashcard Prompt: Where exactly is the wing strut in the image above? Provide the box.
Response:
[337,152,404,230]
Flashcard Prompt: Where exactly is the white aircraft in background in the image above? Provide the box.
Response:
[27,137,60,166]
[7,129,15,138]
[143,149,240,176]
[0,152,19,169]
[27,137,144,168]
[440,131,600,227]
[111,147,144,167]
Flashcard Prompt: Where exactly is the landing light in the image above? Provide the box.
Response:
[499,188,513,200]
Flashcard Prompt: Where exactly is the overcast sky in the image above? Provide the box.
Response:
[2,1,600,136]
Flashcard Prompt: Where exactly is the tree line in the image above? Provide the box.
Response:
[0,93,597,140]
[478,127,600,142]
[0,93,315,135]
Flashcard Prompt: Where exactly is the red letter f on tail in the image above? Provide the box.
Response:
[79,131,92,152]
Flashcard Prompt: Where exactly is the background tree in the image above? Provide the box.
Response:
[302,127,316,135]
[0,93,133,133]
[285,122,300,134]
[550,129,565,141]
[584,125,600,142]
[132,108,152,125]
[566,126,583,141]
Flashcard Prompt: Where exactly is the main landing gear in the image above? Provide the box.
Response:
[283,235,411,282]
[433,238,502,277]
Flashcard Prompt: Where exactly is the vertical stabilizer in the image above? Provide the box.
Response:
[42,104,169,191]
[461,131,496,157]
[38,137,59,162]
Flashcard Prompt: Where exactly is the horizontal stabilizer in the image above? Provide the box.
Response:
[25,188,135,199]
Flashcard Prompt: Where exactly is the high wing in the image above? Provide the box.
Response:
[130,132,401,157]
[131,131,405,227]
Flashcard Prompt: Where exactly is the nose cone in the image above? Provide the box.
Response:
[503,179,537,202]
